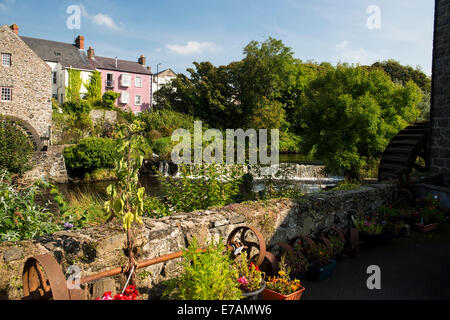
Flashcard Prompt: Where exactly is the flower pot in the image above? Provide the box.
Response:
[307,260,337,281]
[261,286,305,301]
[415,223,439,233]
[241,280,266,300]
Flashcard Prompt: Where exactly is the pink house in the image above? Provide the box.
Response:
[87,47,152,113]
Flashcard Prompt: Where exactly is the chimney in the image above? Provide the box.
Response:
[115,57,118,69]
[75,35,84,50]
[87,46,95,59]
[138,55,146,66]
[10,24,19,35]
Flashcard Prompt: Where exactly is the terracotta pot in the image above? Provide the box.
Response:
[261,286,305,301]
[415,223,439,232]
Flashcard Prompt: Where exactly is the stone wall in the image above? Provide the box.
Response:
[0,25,52,139]
[21,145,68,183]
[429,0,450,186]
[0,183,396,300]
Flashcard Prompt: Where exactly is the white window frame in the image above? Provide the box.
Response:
[1,53,11,67]
[120,91,129,104]
[120,74,131,87]
[135,76,143,88]
[1,87,12,102]
[135,94,142,106]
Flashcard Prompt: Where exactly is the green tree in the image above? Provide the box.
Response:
[0,119,34,175]
[298,64,422,179]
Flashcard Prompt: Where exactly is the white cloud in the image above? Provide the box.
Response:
[332,40,385,65]
[79,4,122,31]
[0,0,14,11]
[166,41,221,55]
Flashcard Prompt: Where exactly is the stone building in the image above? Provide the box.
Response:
[429,0,450,186]
[0,24,52,140]
[0,24,67,183]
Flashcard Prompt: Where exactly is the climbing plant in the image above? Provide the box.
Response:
[66,69,82,102]
[85,71,102,101]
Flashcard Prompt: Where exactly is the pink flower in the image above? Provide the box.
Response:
[238,276,248,286]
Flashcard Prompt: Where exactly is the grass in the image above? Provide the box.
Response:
[62,191,109,229]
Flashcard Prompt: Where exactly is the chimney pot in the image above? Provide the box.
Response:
[138,55,146,66]
[75,35,85,50]
[87,46,95,59]
[10,24,19,35]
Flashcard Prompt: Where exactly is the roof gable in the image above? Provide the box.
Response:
[20,36,95,71]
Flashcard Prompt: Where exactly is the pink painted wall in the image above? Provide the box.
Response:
[97,69,151,113]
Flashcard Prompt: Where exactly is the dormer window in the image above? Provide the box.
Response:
[2,53,11,67]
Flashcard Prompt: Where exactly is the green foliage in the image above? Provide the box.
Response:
[231,251,264,293]
[62,99,92,115]
[0,170,61,242]
[142,196,171,218]
[63,137,116,176]
[332,180,361,191]
[66,69,82,102]
[158,163,243,213]
[416,194,445,224]
[0,119,34,175]
[297,64,422,179]
[307,242,333,267]
[51,98,60,111]
[102,91,120,110]
[104,132,147,230]
[258,165,305,201]
[164,237,243,300]
[85,71,102,101]
[372,59,431,93]
[61,192,109,230]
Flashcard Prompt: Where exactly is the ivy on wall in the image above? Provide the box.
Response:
[85,71,102,101]
[66,69,82,102]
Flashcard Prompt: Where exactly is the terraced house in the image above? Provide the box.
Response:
[20,32,95,105]
[87,48,153,113]
[14,25,153,113]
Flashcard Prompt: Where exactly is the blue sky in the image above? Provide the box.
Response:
[0,0,435,75]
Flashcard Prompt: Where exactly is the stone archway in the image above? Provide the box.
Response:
[0,115,43,152]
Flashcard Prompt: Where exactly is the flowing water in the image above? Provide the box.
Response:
[57,155,344,199]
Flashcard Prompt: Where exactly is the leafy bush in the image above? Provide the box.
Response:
[149,137,173,157]
[62,99,92,115]
[143,196,171,218]
[163,238,243,300]
[63,137,116,176]
[0,119,34,175]
[102,91,120,110]
[0,170,61,241]
[158,163,243,213]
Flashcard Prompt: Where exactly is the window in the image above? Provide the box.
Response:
[135,95,142,106]
[1,87,12,102]
[106,73,114,88]
[120,91,129,104]
[1,54,11,67]
[135,76,142,88]
[120,74,131,87]
[53,72,57,84]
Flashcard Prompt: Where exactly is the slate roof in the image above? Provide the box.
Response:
[20,36,95,71]
[91,56,152,75]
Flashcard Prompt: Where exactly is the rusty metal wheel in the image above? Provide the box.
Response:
[288,236,315,253]
[22,254,70,300]
[226,226,266,266]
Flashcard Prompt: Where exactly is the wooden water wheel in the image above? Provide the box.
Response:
[378,120,429,182]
